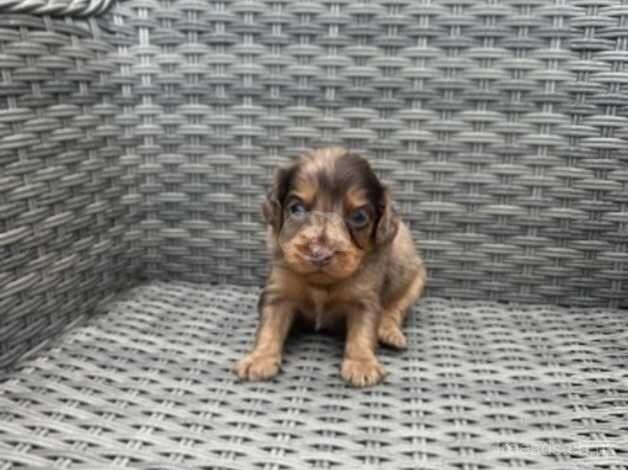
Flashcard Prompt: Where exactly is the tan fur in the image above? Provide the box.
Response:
[234,147,426,387]
[289,146,345,204]
[234,300,296,381]
[378,264,426,349]
[344,187,369,209]
[301,146,346,173]
[289,173,318,205]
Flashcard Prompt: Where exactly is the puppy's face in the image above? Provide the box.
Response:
[263,148,398,284]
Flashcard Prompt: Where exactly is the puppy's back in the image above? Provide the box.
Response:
[381,221,424,305]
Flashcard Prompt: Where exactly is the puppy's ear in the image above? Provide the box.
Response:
[375,187,399,245]
[262,167,293,232]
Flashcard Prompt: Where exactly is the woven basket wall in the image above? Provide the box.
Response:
[0,13,141,369]
[108,0,628,307]
[2,0,628,370]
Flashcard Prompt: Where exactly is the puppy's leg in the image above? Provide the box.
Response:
[378,266,425,349]
[341,304,386,387]
[234,299,296,381]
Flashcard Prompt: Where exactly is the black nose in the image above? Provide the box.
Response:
[307,244,334,266]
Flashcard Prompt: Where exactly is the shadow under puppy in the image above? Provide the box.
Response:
[235,147,426,387]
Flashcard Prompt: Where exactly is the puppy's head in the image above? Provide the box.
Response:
[263,147,398,283]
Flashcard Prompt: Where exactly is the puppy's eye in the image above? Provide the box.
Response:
[288,201,308,218]
[348,209,369,228]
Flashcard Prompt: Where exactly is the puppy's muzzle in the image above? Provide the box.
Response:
[278,211,350,266]
[304,243,334,266]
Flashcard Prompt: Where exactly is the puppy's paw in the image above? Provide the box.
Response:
[234,353,281,381]
[341,357,386,387]
[378,321,408,349]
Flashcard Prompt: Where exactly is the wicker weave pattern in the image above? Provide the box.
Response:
[0,16,139,369]
[0,0,113,17]
[1,6,627,470]
[1,282,626,469]
[108,0,628,307]
[2,1,628,371]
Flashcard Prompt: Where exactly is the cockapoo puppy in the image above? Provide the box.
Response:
[235,147,425,387]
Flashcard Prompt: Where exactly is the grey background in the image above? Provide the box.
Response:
[111,0,628,306]
[1,2,628,469]
[2,0,628,370]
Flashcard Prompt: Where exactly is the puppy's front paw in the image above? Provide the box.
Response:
[341,357,386,387]
[234,353,281,381]
[378,320,408,349]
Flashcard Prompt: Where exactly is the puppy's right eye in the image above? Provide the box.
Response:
[288,201,308,218]
[347,208,369,228]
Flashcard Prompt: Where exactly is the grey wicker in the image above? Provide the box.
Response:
[1,1,627,469]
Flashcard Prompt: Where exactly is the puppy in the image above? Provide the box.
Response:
[234,147,426,387]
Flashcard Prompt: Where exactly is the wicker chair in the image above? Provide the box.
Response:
[1,0,627,468]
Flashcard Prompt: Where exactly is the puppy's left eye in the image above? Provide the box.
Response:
[288,201,308,218]
[347,209,369,228]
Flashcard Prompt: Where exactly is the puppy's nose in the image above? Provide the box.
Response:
[307,244,334,266]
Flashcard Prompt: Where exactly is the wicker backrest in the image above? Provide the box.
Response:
[109,0,628,307]
[0,14,140,368]
[1,1,628,370]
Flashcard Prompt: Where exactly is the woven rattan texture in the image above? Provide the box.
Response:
[0,0,114,17]
[0,281,626,469]
[108,0,628,307]
[0,16,140,370]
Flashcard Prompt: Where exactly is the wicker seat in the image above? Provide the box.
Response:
[0,1,627,469]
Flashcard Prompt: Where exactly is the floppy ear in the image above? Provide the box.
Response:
[375,187,399,245]
[262,167,292,233]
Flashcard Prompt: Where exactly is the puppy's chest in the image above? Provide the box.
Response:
[299,287,343,331]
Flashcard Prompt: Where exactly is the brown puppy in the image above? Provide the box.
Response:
[234,147,426,387]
